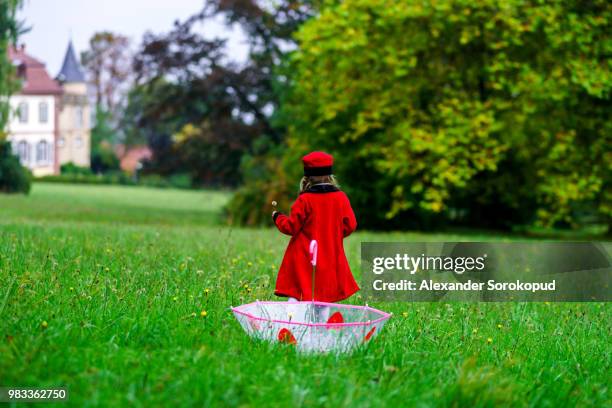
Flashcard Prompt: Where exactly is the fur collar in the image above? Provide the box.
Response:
[302,183,339,194]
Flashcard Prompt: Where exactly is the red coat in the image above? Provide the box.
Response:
[273,185,359,302]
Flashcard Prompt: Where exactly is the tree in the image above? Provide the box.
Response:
[0,0,22,132]
[278,0,611,230]
[127,26,254,185]
[126,1,316,186]
[81,32,132,125]
[90,107,120,174]
[0,0,30,194]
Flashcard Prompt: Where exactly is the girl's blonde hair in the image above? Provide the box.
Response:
[299,175,339,194]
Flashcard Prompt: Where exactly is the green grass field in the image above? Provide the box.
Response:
[0,183,609,407]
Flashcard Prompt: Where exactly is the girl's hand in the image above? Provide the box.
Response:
[271,201,280,221]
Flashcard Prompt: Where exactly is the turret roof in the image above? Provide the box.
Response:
[57,41,86,83]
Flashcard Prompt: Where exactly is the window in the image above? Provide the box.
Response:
[57,137,65,148]
[16,141,29,163]
[18,102,28,123]
[75,106,84,128]
[75,136,83,148]
[39,102,48,123]
[36,140,49,163]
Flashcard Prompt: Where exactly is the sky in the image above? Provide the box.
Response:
[17,0,249,76]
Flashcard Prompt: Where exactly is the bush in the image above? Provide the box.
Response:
[139,174,170,188]
[167,173,192,189]
[61,162,92,176]
[91,141,120,174]
[37,171,194,190]
[37,171,136,186]
[0,140,31,194]
[226,138,297,226]
[90,107,121,174]
[139,173,193,189]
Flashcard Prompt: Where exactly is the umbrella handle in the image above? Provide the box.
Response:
[309,240,318,266]
[310,240,318,301]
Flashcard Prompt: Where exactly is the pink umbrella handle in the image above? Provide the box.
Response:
[309,240,318,266]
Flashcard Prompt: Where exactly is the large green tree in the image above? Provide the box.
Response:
[281,0,611,230]
[0,0,30,194]
[0,0,21,132]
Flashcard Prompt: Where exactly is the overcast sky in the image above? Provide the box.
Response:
[17,0,249,76]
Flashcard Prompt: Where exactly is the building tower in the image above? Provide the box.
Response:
[56,41,90,169]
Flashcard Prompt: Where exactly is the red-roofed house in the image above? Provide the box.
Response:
[7,42,91,176]
[114,144,153,174]
[7,45,63,176]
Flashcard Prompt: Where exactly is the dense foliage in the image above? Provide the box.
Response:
[0,0,21,131]
[123,1,316,187]
[0,0,30,194]
[90,107,120,173]
[125,23,258,185]
[0,141,30,193]
[232,0,611,231]
[74,0,610,232]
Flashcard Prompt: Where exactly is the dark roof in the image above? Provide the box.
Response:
[57,41,86,83]
[8,46,63,95]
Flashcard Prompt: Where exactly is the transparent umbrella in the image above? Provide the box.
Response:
[231,240,392,353]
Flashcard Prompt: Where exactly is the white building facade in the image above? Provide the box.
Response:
[8,46,63,176]
[8,94,58,176]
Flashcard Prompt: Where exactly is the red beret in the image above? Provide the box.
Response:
[302,151,333,176]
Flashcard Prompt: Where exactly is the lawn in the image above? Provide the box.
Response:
[0,183,609,407]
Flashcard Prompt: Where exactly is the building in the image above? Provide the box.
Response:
[56,41,90,169]
[114,144,153,175]
[7,45,62,176]
[7,42,91,176]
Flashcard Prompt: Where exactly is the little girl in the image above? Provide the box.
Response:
[272,151,359,303]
